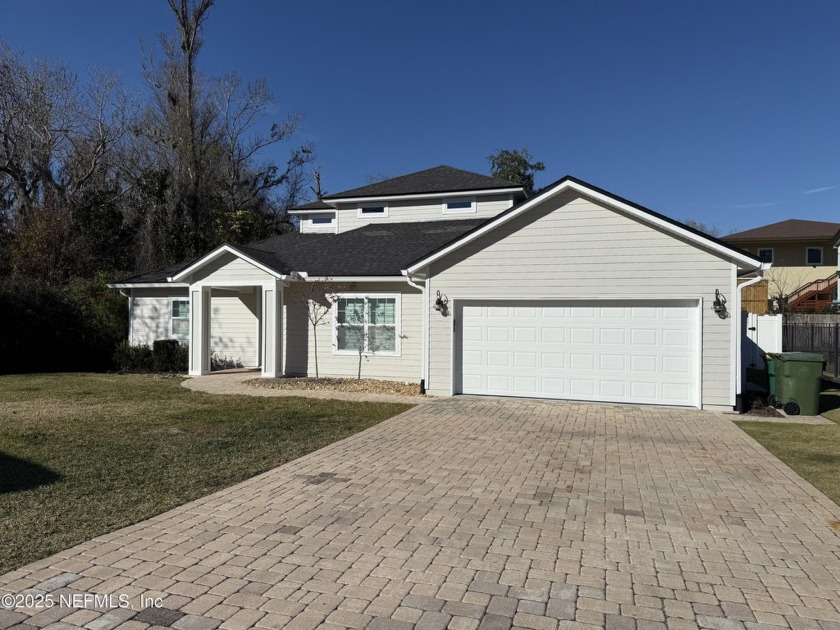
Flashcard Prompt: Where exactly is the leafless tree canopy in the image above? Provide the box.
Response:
[0,0,314,281]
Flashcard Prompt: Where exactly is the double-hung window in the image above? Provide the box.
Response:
[171,298,190,340]
[334,294,399,354]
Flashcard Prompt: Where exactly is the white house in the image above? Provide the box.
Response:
[111,165,766,410]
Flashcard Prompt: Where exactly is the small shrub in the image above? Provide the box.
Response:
[211,353,243,371]
[152,339,188,372]
[113,340,187,373]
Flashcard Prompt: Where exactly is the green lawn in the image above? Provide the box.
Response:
[737,416,840,507]
[0,373,412,574]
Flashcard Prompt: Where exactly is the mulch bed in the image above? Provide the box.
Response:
[247,376,423,396]
[745,404,784,418]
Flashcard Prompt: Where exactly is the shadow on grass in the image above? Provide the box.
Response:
[0,452,61,493]
[820,378,840,417]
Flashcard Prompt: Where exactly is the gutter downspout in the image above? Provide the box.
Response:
[403,271,427,394]
[735,263,770,412]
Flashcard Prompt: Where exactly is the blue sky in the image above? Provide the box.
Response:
[2,0,839,234]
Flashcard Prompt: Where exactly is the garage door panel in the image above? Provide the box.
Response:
[459,300,698,407]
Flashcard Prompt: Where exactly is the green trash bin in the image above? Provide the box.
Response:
[775,352,825,416]
[765,353,780,404]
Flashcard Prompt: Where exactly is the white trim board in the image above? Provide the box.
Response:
[108,282,189,289]
[169,244,288,282]
[404,178,764,274]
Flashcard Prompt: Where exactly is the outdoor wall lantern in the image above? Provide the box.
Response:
[434,290,449,316]
[712,289,729,319]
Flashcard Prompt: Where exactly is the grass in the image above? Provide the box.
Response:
[0,373,412,574]
[737,389,840,507]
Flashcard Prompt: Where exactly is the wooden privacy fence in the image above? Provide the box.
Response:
[740,280,768,314]
[782,322,840,377]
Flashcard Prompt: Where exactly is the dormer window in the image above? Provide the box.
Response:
[358,203,388,218]
[443,197,476,214]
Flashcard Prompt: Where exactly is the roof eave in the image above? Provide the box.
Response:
[323,187,524,204]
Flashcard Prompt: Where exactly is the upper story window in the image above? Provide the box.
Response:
[357,203,388,218]
[171,298,190,340]
[442,197,476,214]
[806,247,823,265]
[757,248,773,263]
[311,216,334,225]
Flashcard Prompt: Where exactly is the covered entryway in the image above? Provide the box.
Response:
[456,299,700,406]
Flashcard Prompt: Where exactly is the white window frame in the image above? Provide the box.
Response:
[332,292,401,356]
[757,247,774,264]
[806,246,823,265]
[357,203,389,218]
[170,297,190,341]
[310,215,334,226]
[442,196,477,214]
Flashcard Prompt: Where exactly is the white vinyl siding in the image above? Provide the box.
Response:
[283,282,421,382]
[335,193,514,232]
[209,289,260,367]
[425,191,735,408]
[300,213,336,234]
[131,288,189,346]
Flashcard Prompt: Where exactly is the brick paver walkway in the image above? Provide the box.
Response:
[182,372,425,405]
[2,398,839,630]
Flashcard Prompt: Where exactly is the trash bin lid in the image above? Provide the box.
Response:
[775,352,825,362]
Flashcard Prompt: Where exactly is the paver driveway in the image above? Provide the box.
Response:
[2,398,840,630]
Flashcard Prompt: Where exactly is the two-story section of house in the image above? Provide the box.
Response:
[292,166,525,234]
[724,219,840,310]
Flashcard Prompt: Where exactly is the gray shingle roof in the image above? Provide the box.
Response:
[323,165,521,200]
[288,199,336,212]
[117,219,485,283]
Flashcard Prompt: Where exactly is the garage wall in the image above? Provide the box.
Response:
[283,281,423,382]
[130,287,189,345]
[425,191,735,408]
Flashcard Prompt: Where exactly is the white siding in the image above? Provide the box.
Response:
[283,281,422,382]
[335,193,513,233]
[187,252,274,284]
[425,191,736,408]
[130,288,189,346]
[300,213,337,234]
[210,289,259,367]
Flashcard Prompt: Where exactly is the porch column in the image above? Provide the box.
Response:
[188,286,211,375]
[261,280,283,377]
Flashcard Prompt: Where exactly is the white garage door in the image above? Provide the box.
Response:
[458,300,699,407]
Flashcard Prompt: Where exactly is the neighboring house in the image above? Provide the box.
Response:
[724,219,840,311]
[110,165,764,411]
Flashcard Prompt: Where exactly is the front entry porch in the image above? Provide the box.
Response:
[187,280,285,378]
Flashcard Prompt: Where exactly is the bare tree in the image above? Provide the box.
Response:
[683,219,723,237]
[289,279,352,379]
[766,267,812,313]
[131,0,313,268]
